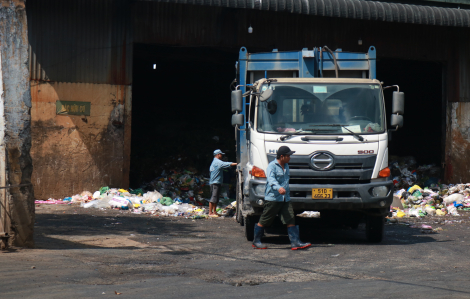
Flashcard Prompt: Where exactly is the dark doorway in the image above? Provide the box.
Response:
[130,44,239,187]
[378,59,443,166]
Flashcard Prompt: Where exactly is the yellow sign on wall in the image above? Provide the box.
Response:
[56,101,91,116]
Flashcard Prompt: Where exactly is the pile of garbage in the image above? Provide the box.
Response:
[391,183,470,218]
[390,156,441,190]
[36,169,236,218]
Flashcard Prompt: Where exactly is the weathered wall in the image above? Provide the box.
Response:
[448,102,470,182]
[30,82,131,199]
[26,0,133,199]
[443,37,470,182]
[0,0,34,247]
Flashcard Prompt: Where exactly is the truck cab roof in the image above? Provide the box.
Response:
[256,78,381,85]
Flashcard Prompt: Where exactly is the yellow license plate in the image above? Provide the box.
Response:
[312,188,333,199]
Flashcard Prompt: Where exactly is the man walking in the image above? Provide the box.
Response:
[209,149,237,217]
[253,146,311,250]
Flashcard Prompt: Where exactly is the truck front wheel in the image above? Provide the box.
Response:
[365,215,385,243]
[245,215,256,241]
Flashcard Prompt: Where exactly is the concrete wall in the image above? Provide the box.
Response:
[443,37,470,183]
[0,0,34,247]
[30,82,131,199]
[26,0,133,199]
[447,102,470,182]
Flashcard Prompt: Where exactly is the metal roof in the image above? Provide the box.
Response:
[151,0,470,27]
[27,0,132,85]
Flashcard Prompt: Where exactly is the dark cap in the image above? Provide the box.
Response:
[278,146,295,156]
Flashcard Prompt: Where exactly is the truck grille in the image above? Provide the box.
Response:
[268,154,376,181]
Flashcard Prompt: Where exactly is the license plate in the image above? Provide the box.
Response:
[312,188,333,199]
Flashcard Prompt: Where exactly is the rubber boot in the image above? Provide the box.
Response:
[252,224,268,249]
[287,225,311,250]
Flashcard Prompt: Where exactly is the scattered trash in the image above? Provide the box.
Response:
[391,180,470,218]
[390,156,441,189]
[36,169,236,218]
[409,224,441,234]
[297,211,320,218]
[35,199,71,205]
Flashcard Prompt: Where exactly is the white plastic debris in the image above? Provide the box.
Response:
[297,211,321,218]
[443,193,464,206]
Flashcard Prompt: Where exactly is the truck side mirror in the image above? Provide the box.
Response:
[392,91,404,115]
[232,114,244,127]
[391,114,403,128]
[231,90,243,113]
[259,89,273,102]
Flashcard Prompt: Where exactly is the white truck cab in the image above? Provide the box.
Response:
[231,47,405,243]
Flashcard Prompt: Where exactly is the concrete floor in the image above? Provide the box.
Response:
[1,204,470,298]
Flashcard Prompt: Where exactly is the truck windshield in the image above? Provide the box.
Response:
[257,83,385,134]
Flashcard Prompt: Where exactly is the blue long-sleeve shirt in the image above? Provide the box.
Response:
[264,160,290,202]
[209,158,233,185]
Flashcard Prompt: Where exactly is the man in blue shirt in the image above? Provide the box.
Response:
[253,146,311,250]
[209,149,237,217]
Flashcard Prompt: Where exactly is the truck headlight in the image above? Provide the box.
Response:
[254,184,266,196]
[372,186,388,197]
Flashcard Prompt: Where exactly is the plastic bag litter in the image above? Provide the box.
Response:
[142,191,163,204]
[443,193,464,206]
[109,197,132,209]
[176,203,193,213]
[425,206,436,215]
[447,205,460,216]
[160,197,174,206]
[297,211,321,218]
[408,208,424,217]
[81,191,93,197]
[71,194,83,203]
[82,197,111,209]
[140,203,162,212]
[99,186,110,195]
[92,191,101,199]
[408,185,422,194]
[128,196,142,205]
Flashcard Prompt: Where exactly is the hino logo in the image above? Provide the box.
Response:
[311,152,335,171]
[269,149,277,154]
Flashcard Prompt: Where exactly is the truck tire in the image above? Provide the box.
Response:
[236,181,244,226]
[365,215,385,243]
[245,215,255,241]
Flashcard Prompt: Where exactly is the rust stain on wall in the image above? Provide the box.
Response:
[30,81,131,199]
[448,102,470,183]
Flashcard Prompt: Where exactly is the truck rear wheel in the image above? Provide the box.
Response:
[365,215,385,243]
[245,215,256,241]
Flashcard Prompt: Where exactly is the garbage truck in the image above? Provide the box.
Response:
[230,46,405,243]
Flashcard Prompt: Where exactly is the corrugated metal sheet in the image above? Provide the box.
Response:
[459,38,470,101]
[27,0,132,85]
[133,2,467,62]
[147,0,470,27]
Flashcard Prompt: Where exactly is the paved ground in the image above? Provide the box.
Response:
[1,204,470,298]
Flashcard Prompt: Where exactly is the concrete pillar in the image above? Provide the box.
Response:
[0,0,34,247]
